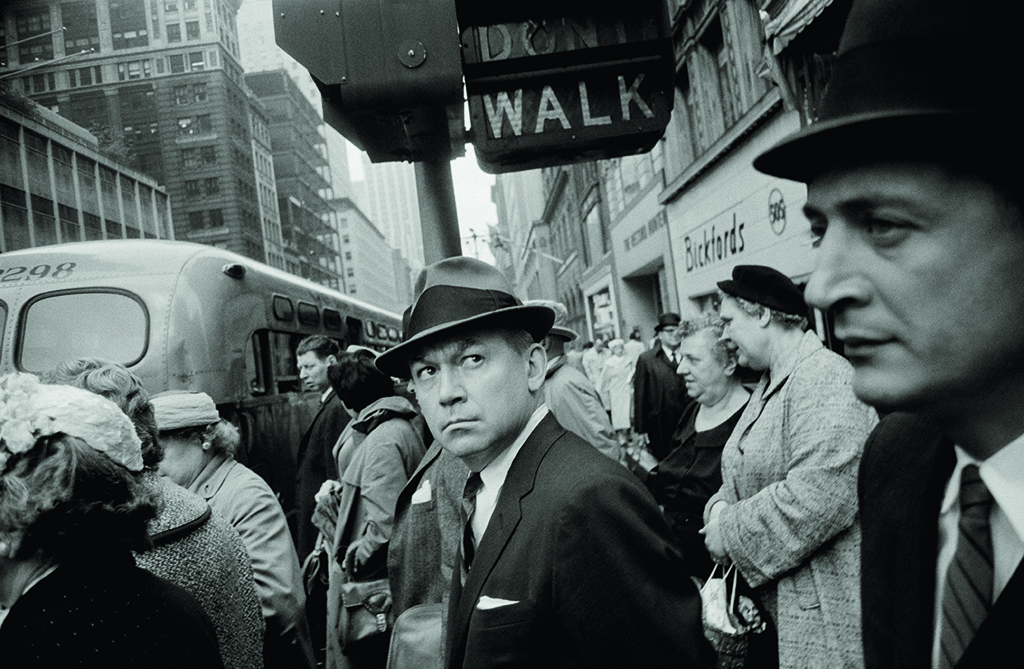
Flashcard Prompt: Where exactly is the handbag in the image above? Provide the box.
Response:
[339,577,395,649]
[386,602,444,669]
[699,564,766,669]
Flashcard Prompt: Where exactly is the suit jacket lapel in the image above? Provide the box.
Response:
[446,414,562,669]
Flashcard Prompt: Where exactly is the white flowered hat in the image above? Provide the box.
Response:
[0,373,143,472]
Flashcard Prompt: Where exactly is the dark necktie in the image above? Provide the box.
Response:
[461,472,484,585]
[939,464,994,669]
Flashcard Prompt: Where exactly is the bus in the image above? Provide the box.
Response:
[0,239,403,515]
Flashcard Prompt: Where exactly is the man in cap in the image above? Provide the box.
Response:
[526,299,622,462]
[703,265,876,668]
[375,257,712,669]
[633,312,691,461]
[754,1,1024,666]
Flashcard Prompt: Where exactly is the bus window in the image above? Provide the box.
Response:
[0,301,6,359]
[270,330,300,394]
[246,331,268,396]
[20,291,148,372]
[298,302,319,326]
[323,308,341,331]
[273,295,294,322]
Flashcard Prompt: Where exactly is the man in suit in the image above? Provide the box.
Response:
[633,312,691,460]
[526,299,622,462]
[375,257,712,669]
[754,0,1024,667]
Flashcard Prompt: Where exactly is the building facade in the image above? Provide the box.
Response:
[332,196,410,314]
[1,0,286,265]
[1,95,172,252]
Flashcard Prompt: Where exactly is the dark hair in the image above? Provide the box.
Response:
[297,335,341,360]
[329,353,394,413]
[44,358,162,470]
[0,434,155,562]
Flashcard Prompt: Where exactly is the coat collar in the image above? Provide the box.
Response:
[186,452,235,501]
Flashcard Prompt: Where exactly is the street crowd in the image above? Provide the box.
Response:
[0,0,1021,667]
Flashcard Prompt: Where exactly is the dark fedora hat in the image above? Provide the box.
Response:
[525,299,578,342]
[375,257,555,378]
[654,313,682,332]
[718,265,806,316]
[754,0,1019,183]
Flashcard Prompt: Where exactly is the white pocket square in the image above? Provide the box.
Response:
[411,479,432,504]
[476,596,519,610]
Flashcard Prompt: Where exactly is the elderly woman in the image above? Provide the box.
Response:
[152,391,315,669]
[644,315,749,578]
[45,358,265,669]
[703,265,877,669]
[597,338,634,445]
[0,374,223,667]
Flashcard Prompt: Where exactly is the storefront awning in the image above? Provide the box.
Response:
[761,0,836,54]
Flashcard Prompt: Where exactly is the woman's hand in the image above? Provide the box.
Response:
[701,502,731,565]
[343,538,373,575]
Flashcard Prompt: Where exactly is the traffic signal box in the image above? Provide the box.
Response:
[273,0,466,163]
[274,0,674,172]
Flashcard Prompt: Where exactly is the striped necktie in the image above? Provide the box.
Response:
[460,472,484,585]
[939,464,994,669]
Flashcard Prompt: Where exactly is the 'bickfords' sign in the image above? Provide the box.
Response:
[462,11,673,173]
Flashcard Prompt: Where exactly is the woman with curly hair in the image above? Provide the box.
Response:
[0,374,223,668]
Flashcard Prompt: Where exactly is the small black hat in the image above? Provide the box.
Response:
[717,265,806,316]
[754,0,1019,183]
[655,313,682,332]
[375,257,554,378]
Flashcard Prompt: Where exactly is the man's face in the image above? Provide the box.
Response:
[719,298,769,371]
[803,160,1024,414]
[297,351,334,393]
[678,329,731,405]
[657,325,683,350]
[408,330,546,472]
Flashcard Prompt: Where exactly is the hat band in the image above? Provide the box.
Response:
[405,285,521,342]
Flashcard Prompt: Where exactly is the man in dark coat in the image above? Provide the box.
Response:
[375,257,712,669]
[633,312,691,460]
[756,1,1024,667]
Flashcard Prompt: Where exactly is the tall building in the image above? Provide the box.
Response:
[333,196,410,314]
[1,95,172,251]
[1,0,283,266]
[356,156,424,273]
[245,69,342,288]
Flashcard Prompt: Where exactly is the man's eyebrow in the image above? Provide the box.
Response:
[409,336,480,365]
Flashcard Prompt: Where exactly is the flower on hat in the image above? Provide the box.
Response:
[0,373,143,472]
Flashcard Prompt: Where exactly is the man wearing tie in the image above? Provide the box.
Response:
[375,257,712,669]
[633,312,690,461]
[755,0,1024,666]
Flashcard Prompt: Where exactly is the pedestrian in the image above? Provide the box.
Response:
[755,0,1024,666]
[580,340,602,384]
[633,313,691,460]
[644,315,749,579]
[597,338,634,447]
[703,265,877,668]
[374,256,713,669]
[624,328,646,365]
[153,391,316,669]
[527,299,621,462]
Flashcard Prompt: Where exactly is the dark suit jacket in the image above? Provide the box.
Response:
[633,347,690,459]
[860,413,1024,669]
[294,389,349,558]
[446,413,713,669]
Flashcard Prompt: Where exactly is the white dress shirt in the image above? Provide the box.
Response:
[931,437,1024,668]
[469,404,549,550]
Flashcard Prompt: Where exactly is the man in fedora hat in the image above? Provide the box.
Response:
[375,257,712,669]
[633,312,691,461]
[703,264,877,668]
[525,299,622,463]
[755,1,1024,667]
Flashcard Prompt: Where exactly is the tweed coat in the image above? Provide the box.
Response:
[707,331,877,668]
[544,355,621,461]
[135,473,265,669]
[859,413,1024,669]
[633,346,690,459]
[190,454,316,669]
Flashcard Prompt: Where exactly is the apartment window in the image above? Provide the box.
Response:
[62,2,101,52]
[173,85,189,104]
[110,0,150,50]
[70,66,103,87]
[185,180,202,198]
[167,23,181,42]
[117,60,152,81]
[346,268,354,277]
[177,114,212,136]
[700,15,737,131]
[189,52,205,70]
[168,54,185,73]
[186,21,200,40]
[16,9,54,62]
[184,0,198,10]
[204,177,220,195]
[187,208,224,231]
[165,2,179,13]
[193,83,207,102]
[25,73,56,94]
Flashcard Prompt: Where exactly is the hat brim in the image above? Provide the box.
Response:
[375,305,555,378]
[753,111,993,183]
[548,326,578,342]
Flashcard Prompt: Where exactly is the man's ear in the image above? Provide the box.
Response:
[757,308,772,328]
[326,354,338,366]
[526,343,547,392]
